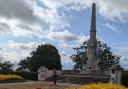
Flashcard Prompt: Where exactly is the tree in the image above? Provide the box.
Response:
[0,60,14,73]
[17,43,62,72]
[16,57,31,72]
[71,41,120,70]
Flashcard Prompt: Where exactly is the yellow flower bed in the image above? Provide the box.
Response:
[0,74,23,80]
[66,83,128,89]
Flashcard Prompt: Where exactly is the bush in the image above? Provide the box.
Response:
[122,71,128,87]
[66,83,128,89]
[0,71,38,81]
[14,72,38,81]
[0,74,23,80]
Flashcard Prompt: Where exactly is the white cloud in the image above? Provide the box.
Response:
[0,40,41,62]
[42,0,87,11]
[0,0,127,39]
[113,42,128,70]
[58,43,70,49]
[0,0,70,38]
[77,35,89,44]
[33,6,69,30]
[97,0,128,23]
[0,0,37,23]
[6,40,38,50]
[41,0,128,23]
[46,30,77,42]
[60,52,74,70]
[103,23,122,33]
[0,50,16,61]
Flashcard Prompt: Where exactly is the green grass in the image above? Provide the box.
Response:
[0,82,67,89]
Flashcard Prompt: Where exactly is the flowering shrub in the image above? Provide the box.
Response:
[66,83,128,89]
[0,74,23,80]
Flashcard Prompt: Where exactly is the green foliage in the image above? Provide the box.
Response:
[17,43,62,72]
[71,42,88,69]
[0,60,14,73]
[2,72,38,81]
[17,57,32,72]
[71,41,120,70]
[14,72,38,81]
[97,41,120,70]
[122,71,128,87]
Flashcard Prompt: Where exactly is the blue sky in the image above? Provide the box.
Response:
[0,0,128,70]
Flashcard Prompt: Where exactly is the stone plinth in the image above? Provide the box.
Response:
[38,66,47,81]
[80,69,100,75]
[38,66,62,81]
[110,64,123,84]
[45,74,111,84]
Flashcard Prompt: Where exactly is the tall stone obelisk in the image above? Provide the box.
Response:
[86,3,98,74]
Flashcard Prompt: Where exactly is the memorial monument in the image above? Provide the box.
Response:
[86,3,98,71]
[81,3,99,74]
[38,3,123,84]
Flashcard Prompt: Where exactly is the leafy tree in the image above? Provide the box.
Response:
[17,43,62,72]
[71,41,120,70]
[16,57,31,72]
[0,60,14,73]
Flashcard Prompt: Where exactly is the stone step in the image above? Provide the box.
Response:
[44,75,110,84]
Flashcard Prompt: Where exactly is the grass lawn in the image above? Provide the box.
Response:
[0,82,67,89]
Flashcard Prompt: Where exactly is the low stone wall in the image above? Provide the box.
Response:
[61,70,81,75]
[46,70,62,78]
[38,66,63,81]
[45,74,110,84]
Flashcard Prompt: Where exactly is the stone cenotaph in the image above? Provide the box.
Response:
[81,3,99,74]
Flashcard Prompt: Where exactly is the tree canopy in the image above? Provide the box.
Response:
[17,44,62,72]
[71,41,120,70]
[0,60,13,73]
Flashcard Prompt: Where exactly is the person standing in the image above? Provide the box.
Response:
[110,69,116,84]
[52,69,57,85]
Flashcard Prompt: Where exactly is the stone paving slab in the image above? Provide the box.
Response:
[0,81,80,87]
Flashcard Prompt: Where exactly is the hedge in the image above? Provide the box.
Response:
[0,72,38,81]
[14,72,38,81]
[122,71,128,87]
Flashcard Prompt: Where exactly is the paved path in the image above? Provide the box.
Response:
[0,81,80,87]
